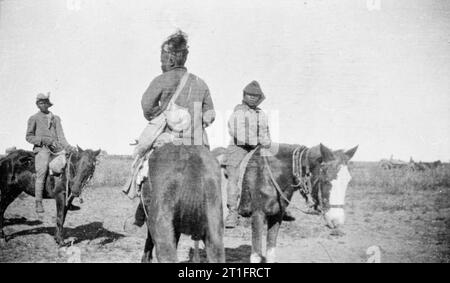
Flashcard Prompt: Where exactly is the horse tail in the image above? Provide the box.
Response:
[174,153,208,240]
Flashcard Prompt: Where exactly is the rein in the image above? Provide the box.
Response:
[65,153,73,206]
[291,146,313,198]
[262,145,318,215]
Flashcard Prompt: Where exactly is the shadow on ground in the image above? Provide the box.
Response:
[4,217,43,227]
[183,244,252,263]
[5,221,124,245]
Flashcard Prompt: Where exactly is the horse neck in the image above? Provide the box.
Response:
[263,144,300,196]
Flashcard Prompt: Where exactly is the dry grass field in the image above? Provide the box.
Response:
[1,155,449,263]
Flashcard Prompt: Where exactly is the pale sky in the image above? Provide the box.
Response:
[0,0,449,161]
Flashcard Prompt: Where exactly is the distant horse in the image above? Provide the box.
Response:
[235,143,357,263]
[140,144,225,263]
[0,146,100,245]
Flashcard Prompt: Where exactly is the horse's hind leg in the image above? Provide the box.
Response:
[152,219,178,263]
[0,187,23,239]
[54,192,66,246]
[141,229,154,263]
[266,214,282,263]
[250,211,265,263]
[205,232,225,263]
[204,207,225,263]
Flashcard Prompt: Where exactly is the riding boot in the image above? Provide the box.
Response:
[134,201,146,227]
[67,204,81,211]
[123,202,146,234]
[282,210,296,221]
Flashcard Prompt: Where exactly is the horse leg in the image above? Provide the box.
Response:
[54,191,66,246]
[0,187,23,239]
[266,214,282,263]
[250,211,265,263]
[152,218,178,263]
[204,232,225,263]
[141,228,154,263]
[204,206,225,263]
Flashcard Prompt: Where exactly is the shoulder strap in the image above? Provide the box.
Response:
[168,72,190,106]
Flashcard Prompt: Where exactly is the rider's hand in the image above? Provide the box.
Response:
[41,137,55,146]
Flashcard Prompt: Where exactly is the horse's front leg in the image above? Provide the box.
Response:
[54,191,66,246]
[250,211,265,263]
[141,228,154,263]
[266,214,282,263]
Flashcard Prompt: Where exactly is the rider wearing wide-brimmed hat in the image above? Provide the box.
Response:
[26,93,75,213]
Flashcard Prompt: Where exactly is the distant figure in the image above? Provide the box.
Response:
[26,93,76,213]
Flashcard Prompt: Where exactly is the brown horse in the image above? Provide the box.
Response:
[216,143,357,263]
[0,146,100,246]
[140,144,225,263]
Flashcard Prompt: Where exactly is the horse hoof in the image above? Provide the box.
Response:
[141,253,152,263]
[55,237,66,247]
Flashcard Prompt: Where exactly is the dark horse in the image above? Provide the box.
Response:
[215,143,357,263]
[140,144,225,263]
[0,146,100,245]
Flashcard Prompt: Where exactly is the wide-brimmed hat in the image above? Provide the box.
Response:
[36,92,53,106]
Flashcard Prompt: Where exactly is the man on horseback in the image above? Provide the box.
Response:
[123,30,216,232]
[222,81,295,228]
[222,81,271,228]
[26,93,76,214]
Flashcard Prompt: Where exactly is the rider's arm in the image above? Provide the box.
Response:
[54,116,71,150]
[228,106,251,146]
[257,110,271,148]
[202,87,216,128]
[141,77,164,121]
[25,116,42,146]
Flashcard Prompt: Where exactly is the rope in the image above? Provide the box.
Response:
[65,153,73,206]
[263,156,314,215]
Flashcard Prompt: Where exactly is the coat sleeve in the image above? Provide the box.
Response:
[141,77,164,121]
[202,87,216,127]
[257,110,271,147]
[228,107,248,146]
[55,116,71,150]
[25,116,42,146]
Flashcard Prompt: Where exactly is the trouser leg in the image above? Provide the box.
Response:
[35,150,50,201]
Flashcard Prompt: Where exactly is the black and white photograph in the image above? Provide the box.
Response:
[0,0,449,264]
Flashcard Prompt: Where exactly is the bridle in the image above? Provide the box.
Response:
[65,152,96,206]
[263,145,321,215]
[291,146,314,199]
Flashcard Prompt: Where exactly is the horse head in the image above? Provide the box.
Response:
[69,145,101,197]
[307,144,358,229]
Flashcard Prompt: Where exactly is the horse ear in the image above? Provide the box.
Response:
[93,149,101,157]
[308,144,335,164]
[345,145,358,160]
[320,143,335,162]
[77,145,83,152]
